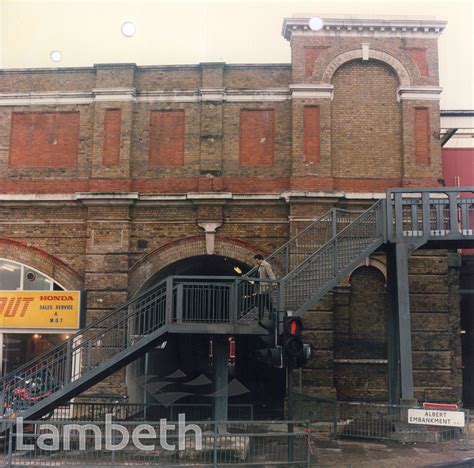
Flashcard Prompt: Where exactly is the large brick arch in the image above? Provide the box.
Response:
[128,235,268,296]
[321,49,411,86]
[0,238,83,290]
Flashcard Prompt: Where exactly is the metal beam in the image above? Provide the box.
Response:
[387,243,415,402]
[441,128,458,146]
[213,336,229,433]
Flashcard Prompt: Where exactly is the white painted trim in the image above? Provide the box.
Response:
[0,91,93,106]
[0,88,293,105]
[289,84,334,100]
[200,88,225,102]
[137,90,200,103]
[0,191,389,204]
[322,49,411,86]
[282,17,447,40]
[225,89,290,102]
[361,43,370,61]
[397,86,443,101]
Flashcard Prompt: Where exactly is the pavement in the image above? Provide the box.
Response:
[309,436,474,467]
[308,420,474,468]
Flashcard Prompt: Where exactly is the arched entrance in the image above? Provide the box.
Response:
[127,249,286,419]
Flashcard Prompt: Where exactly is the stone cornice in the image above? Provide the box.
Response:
[282,17,447,40]
[0,88,293,105]
[397,86,443,101]
[289,84,334,100]
[0,191,386,206]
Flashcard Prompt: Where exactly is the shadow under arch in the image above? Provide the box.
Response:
[128,235,269,297]
[127,242,285,419]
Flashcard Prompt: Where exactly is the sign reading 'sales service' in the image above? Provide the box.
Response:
[0,291,81,329]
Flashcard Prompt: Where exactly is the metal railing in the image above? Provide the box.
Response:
[3,188,472,422]
[0,276,267,419]
[386,188,474,242]
[0,419,312,467]
[244,207,362,279]
[47,401,254,422]
[294,394,470,445]
[281,200,385,315]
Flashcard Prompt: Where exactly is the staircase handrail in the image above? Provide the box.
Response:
[0,275,268,389]
[0,277,167,387]
[279,200,384,314]
[281,200,384,283]
[243,207,363,278]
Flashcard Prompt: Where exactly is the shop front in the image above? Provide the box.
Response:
[0,258,82,376]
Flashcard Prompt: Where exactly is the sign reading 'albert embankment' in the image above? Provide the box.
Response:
[0,291,81,329]
[408,408,466,427]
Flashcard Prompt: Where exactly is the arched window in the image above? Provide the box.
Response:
[0,259,68,375]
[0,258,65,291]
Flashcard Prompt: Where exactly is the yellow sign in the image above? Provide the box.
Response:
[0,291,81,329]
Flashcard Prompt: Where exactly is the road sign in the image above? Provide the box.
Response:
[408,408,465,427]
[422,402,458,409]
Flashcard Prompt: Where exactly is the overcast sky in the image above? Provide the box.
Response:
[1,0,473,109]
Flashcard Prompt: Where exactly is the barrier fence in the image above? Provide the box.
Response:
[0,420,311,467]
[48,401,254,423]
[294,393,470,445]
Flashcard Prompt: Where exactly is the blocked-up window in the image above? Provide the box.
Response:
[414,108,430,165]
[102,109,121,166]
[149,110,185,167]
[9,112,80,168]
[239,109,275,166]
[304,106,321,163]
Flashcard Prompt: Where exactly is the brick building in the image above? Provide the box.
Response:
[0,16,468,411]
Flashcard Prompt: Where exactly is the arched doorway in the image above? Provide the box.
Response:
[127,253,286,419]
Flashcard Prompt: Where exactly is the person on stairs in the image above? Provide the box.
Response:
[253,254,276,320]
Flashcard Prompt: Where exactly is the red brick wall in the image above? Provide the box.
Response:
[414,108,430,165]
[102,109,121,166]
[9,112,80,168]
[404,48,429,76]
[149,110,185,167]
[304,47,325,77]
[239,109,275,166]
[303,106,321,163]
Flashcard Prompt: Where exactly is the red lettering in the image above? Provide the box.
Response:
[4,298,22,317]
[0,297,34,318]
[40,295,74,301]
[19,298,34,317]
[0,297,7,315]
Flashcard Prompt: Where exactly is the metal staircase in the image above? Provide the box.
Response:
[0,188,472,421]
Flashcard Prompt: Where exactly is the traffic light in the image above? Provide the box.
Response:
[252,315,283,368]
[254,346,284,368]
[282,316,311,368]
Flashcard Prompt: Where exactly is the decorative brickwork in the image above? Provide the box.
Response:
[303,106,320,163]
[414,108,431,165]
[149,110,185,167]
[9,112,80,168]
[405,48,429,77]
[239,109,275,167]
[102,109,121,166]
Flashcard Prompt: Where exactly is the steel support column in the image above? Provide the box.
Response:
[213,336,229,433]
[387,243,414,402]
